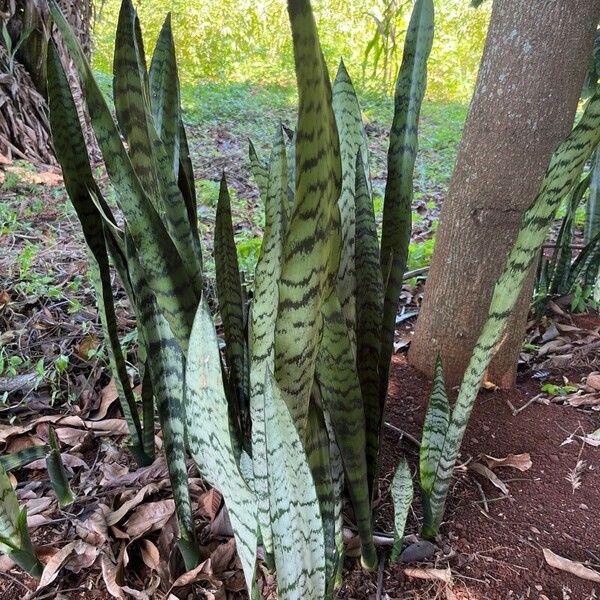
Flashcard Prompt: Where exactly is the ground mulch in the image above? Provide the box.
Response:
[339,355,599,600]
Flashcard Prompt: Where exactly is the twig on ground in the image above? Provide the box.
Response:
[512,393,543,416]
[473,479,489,512]
[384,422,421,447]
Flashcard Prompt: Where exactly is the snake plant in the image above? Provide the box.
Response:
[47,0,434,594]
[420,88,600,539]
[48,0,201,569]
[0,465,43,578]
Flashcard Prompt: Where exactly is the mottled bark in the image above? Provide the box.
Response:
[409,0,600,388]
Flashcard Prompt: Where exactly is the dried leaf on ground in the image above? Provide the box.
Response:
[469,462,509,494]
[567,394,600,407]
[139,539,160,571]
[565,460,586,492]
[101,554,125,599]
[90,378,120,420]
[38,541,98,588]
[171,558,216,588]
[403,566,452,583]
[585,372,600,390]
[125,499,175,538]
[543,548,600,583]
[582,429,600,447]
[107,483,164,526]
[482,453,532,472]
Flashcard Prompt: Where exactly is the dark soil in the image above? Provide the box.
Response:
[339,356,600,600]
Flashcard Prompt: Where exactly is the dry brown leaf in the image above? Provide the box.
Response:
[36,541,98,588]
[481,380,499,391]
[568,393,600,407]
[101,554,125,600]
[586,372,600,390]
[543,548,600,583]
[76,504,110,546]
[27,514,49,530]
[210,538,236,574]
[90,379,120,421]
[107,483,164,526]
[482,453,532,472]
[25,496,53,516]
[403,566,452,583]
[582,429,600,447]
[171,559,214,588]
[470,462,509,494]
[125,500,175,538]
[139,540,160,571]
[199,488,222,522]
[0,555,16,572]
[54,427,90,446]
[27,453,88,470]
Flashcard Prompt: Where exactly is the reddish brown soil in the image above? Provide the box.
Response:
[340,356,600,600]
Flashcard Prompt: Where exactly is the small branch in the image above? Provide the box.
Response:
[403,267,429,280]
[384,422,421,447]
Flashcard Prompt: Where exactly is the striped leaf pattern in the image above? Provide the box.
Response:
[303,400,338,597]
[332,60,371,350]
[149,13,181,178]
[249,139,269,202]
[0,465,43,577]
[354,152,384,498]
[249,126,288,563]
[419,355,449,536]
[0,446,49,472]
[422,90,600,538]
[125,238,199,569]
[379,0,434,403]
[316,292,376,569]
[275,0,342,437]
[46,427,75,508]
[185,299,259,596]
[46,41,153,466]
[215,175,249,429]
[50,2,200,353]
[264,373,326,600]
[390,457,413,562]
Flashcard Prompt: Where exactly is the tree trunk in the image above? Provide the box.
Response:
[409,0,600,389]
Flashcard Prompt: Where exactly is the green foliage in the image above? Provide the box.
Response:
[0,465,43,578]
[390,457,413,561]
[419,89,600,539]
[46,427,75,508]
[93,0,489,102]
[49,0,434,594]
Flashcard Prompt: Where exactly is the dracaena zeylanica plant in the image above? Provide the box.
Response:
[47,0,202,569]
[46,0,434,595]
[419,89,600,539]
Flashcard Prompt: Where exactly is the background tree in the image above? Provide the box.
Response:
[408,0,600,388]
[0,0,93,164]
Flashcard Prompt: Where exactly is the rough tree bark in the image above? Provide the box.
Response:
[409,0,600,389]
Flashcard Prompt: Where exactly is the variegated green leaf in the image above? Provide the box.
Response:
[249,139,268,202]
[419,355,449,526]
[379,0,434,403]
[249,126,288,564]
[177,119,199,240]
[332,60,371,350]
[113,0,158,200]
[585,150,600,242]
[275,0,342,437]
[316,292,376,569]
[264,372,326,600]
[0,465,43,577]
[46,41,152,466]
[0,446,49,472]
[303,399,338,596]
[423,90,600,539]
[149,13,180,177]
[46,427,75,508]
[549,173,591,294]
[390,457,413,562]
[50,1,200,353]
[186,299,258,596]
[216,175,249,429]
[354,151,384,498]
[125,236,200,569]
